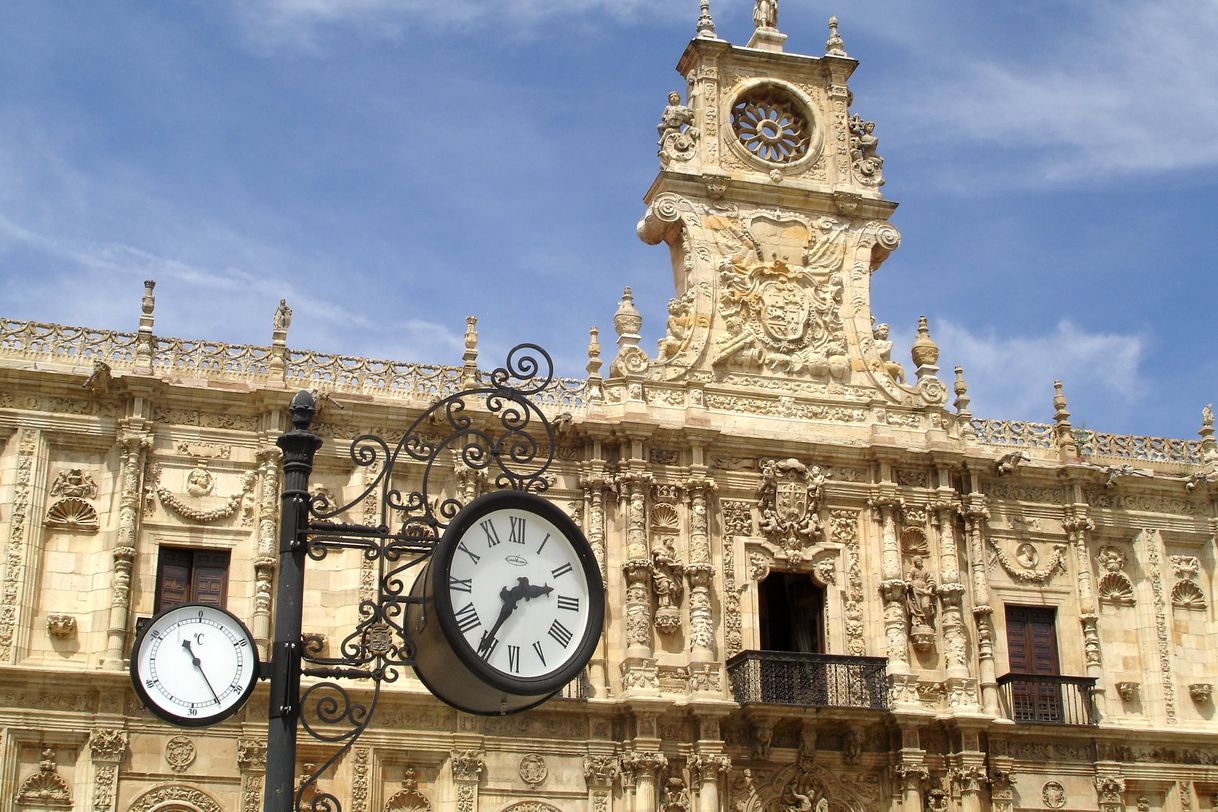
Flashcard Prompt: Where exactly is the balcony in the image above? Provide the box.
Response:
[997,673,1097,725]
[726,651,888,710]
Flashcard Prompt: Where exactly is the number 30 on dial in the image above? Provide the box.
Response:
[130,603,261,727]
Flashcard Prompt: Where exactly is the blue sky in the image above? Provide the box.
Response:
[0,1,1215,439]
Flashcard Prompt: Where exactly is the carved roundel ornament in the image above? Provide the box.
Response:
[408,491,604,715]
[731,84,813,165]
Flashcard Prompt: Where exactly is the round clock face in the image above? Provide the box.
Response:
[130,603,260,728]
[433,491,603,696]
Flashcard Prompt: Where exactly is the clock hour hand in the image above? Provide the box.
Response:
[182,639,221,704]
[518,577,553,601]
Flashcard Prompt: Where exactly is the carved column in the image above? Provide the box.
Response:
[950,763,986,812]
[582,466,612,694]
[962,493,999,715]
[88,728,127,812]
[624,751,667,812]
[989,757,1016,812]
[691,754,731,812]
[350,746,370,812]
[894,763,928,812]
[685,475,717,668]
[103,429,151,669]
[450,750,484,812]
[253,445,281,656]
[585,755,620,812]
[621,471,658,693]
[237,739,267,812]
[872,498,909,675]
[933,497,974,708]
[1065,507,1106,717]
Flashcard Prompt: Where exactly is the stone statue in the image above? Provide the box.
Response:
[651,539,685,610]
[872,323,905,384]
[657,91,698,165]
[906,555,937,630]
[273,298,293,332]
[849,114,884,181]
[658,290,696,360]
[1204,403,1214,429]
[753,0,777,30]
[658,92,695,141]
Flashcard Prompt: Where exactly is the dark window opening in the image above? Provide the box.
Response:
[759,573,824,653]
[155,547,231,613]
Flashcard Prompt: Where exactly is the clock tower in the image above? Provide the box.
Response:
[632,2,949,419]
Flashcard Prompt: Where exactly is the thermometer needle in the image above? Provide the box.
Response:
[182,639,221,704]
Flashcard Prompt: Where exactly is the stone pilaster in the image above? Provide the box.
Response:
[253,445,281,656]
[872,498,909,675]
[950,761,987,812]
[1065,506,1106,716]
[237,739,267,812]
[1096,774,1126,812]
[581,468,612,579]
[88,728,127,812]
[584,755,620,812]
[0,428,40,664]
[450,750,484,812]
[623,751,667,812]
[621,470,657,693]
[103,428,151,669]
[685,475,717,665]
[894,761,928,812]
[350,746,370,812]
[962,493,999,716]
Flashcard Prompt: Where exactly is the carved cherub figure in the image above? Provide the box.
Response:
[872,323,905,383]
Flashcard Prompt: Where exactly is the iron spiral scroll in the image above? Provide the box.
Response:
[291,343,561,812]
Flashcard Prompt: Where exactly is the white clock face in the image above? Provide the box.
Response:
[444,506,592,680]
[131,604,259,727]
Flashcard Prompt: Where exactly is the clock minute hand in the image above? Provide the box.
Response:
[182,639,221,704]
[518,577,553,601]
[478,583,523,652]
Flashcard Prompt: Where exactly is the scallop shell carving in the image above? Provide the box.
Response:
[45,497,99,531]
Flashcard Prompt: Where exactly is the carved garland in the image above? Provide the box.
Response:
[988,540,1067,584]
[154,468,257,523]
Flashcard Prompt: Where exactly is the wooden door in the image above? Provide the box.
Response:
[1005,605,1062,721]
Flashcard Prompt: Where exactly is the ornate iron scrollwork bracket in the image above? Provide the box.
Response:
[268,344,561,812]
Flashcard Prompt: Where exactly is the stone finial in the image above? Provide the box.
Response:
[610,288,649,378]
[587,327,603,380]
[696,0,716,38]
[911,315,939,373]
[136,279,157,373]
[462,315,479,387]
[954,366,975,439]
[826,16,848,56]
[1053,380,1079,459]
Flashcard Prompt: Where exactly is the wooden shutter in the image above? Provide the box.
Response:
[191,550,230,608]
[155,548,193,612]
[1006,605,1059,675]
[155,547,231,612]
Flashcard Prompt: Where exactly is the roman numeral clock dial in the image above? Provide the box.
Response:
[408,491,604,715]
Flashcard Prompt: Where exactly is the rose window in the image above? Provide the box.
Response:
[731,88,811,164]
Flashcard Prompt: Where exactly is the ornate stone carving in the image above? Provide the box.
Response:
[848,114,885,186]
[16,748,72,807]
[51,468,98,499]
[651,537,685,633]
[584,755,620,789]
[1117,681,1140,702]
[757,458,824,555]
[89,728,126,762]
[386,767,432,811]
[989,539,1067,584]
[1042,781,1067,809]
[1098,546,1135,605]
[129,785,223,812]
[1171,555,1206,609]
[0,430,38,661]
[46,613,76,639]
[905,555,937,651]
[151,461,257,524]
[165,735,196,773]
[1096,775,1126,811]
[872,322,904,383]
[450,750,485,782]
[658,91,699,166]
[661,776,692,812]
[715,246,846,377]
[1142,529,1177,723]
[831,509,866,656]
[1189,683,1213,703]
[519,753,548,786]
[44,497,100,530]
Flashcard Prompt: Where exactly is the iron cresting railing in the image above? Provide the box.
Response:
[726,650,888,710]
[997,673,1098,725]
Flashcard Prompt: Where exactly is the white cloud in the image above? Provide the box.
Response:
[932,318,1147,424]
[223,0,692,49]
[871,0,1218,181]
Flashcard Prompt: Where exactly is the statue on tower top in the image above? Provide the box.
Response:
[754,0,777,30]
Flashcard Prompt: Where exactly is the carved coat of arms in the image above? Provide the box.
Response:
[757,458,824,553]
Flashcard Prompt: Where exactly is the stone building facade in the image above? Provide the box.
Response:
[1,5,1216,812]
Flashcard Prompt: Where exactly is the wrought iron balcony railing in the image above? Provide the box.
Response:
[726,650,888,710]
[997,673,1098,725]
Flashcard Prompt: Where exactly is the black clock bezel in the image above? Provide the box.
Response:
[130,603,261,729]
[430,490,604,697]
